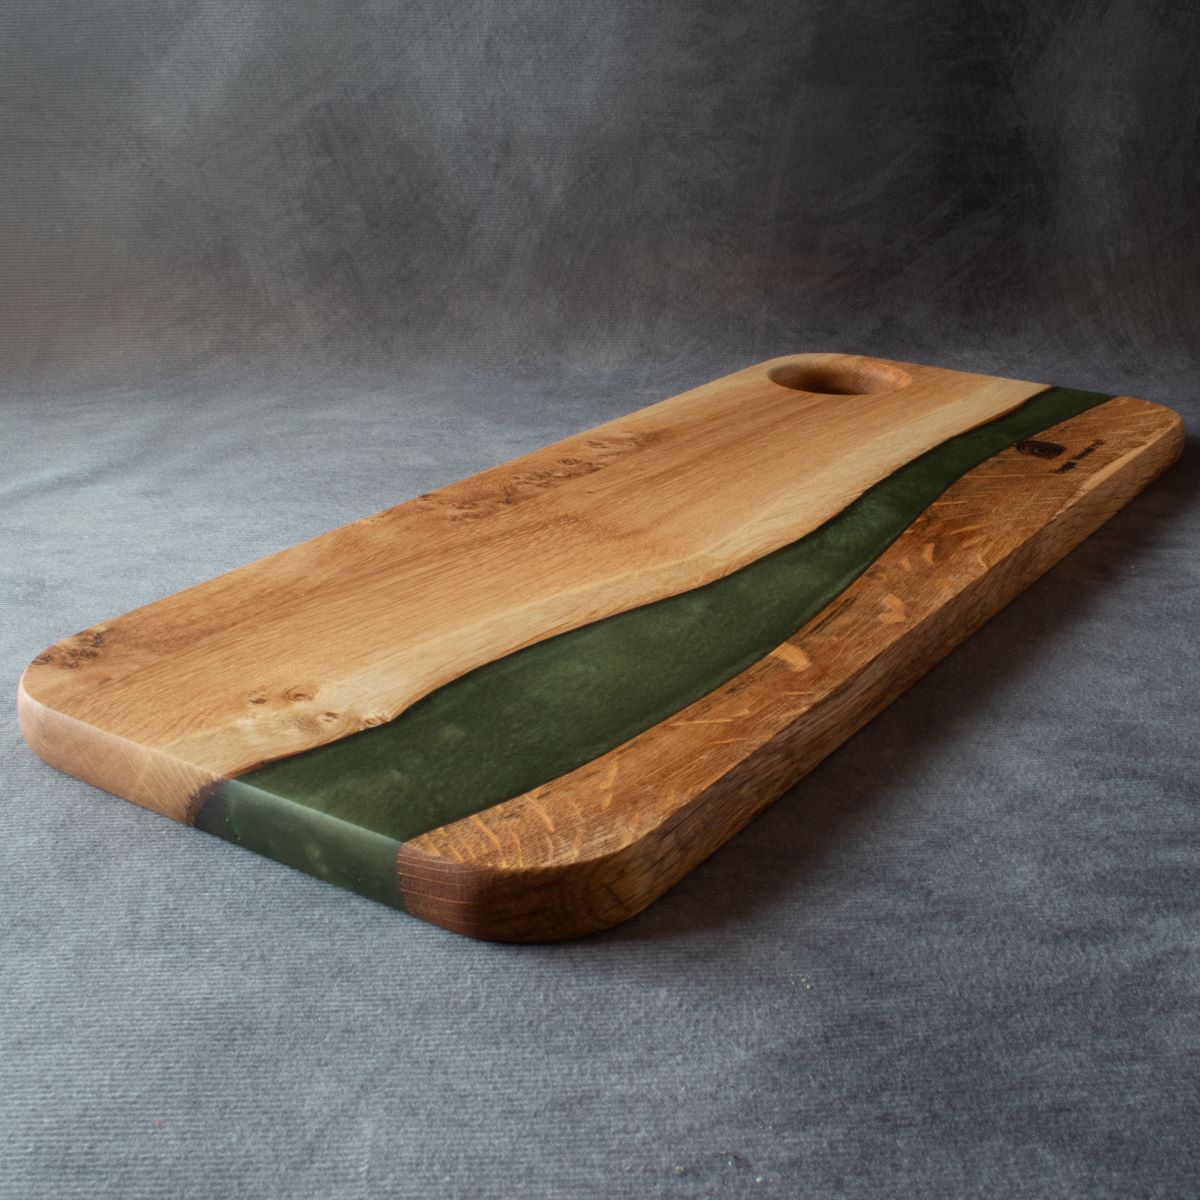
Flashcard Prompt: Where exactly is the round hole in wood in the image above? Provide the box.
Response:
[766,354,912,396]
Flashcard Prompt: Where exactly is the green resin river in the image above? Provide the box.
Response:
[195,386,1112,906]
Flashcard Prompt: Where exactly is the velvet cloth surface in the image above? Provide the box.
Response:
[3,3,1198,1197]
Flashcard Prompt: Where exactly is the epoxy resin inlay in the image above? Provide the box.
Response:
[196,387,1114,904]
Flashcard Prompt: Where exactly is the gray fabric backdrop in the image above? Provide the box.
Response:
[2,3,1198,1197]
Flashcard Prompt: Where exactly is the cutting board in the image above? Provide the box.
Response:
[18,354,1182,940]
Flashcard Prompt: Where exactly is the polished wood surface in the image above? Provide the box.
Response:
[396,395,1183,940]
[19,354,1046,817]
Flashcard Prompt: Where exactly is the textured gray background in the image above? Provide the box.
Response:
[3,3,1198,1198]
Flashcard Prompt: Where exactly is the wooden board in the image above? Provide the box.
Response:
[17,354,1183,940]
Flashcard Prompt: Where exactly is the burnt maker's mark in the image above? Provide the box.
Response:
[1054,438,1106,474]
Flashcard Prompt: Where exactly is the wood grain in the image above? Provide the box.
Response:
[18,354,1045,816]
[396,395,1183,941]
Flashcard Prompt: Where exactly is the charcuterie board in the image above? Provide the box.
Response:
[18,354,1183,940]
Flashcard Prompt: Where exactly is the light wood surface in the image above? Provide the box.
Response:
[19,354,1046,817]
[396,395,1183,940]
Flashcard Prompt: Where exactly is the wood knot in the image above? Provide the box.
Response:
[1015,438,1065,459]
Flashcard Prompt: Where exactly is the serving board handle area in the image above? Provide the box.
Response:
[19,354,1183,940]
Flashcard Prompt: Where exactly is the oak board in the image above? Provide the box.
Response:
[17,354,1183,940]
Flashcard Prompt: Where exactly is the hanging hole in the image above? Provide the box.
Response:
[767,355,912,396]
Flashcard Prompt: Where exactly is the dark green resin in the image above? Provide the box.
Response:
[196,386,1112,903]
[196,782,403,907]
